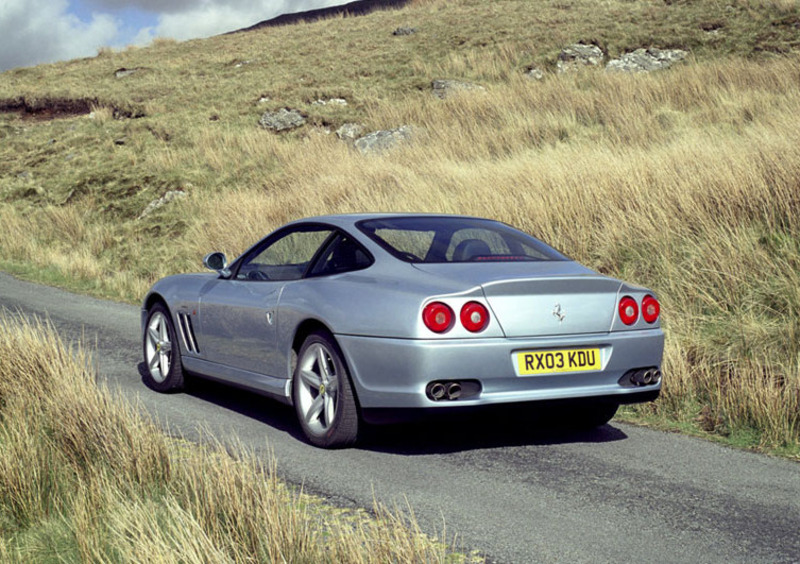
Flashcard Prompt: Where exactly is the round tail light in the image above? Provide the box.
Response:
[460,302,490,333]
[618,296,639,326]
[642,295,660,323]
[423,302,454,333]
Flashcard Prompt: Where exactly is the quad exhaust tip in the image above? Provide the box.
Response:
[426,380,477,401]
[628,367,662,387]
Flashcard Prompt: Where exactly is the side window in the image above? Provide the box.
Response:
[237,228,333,281]
[447,228,510,261]
[309,234,372,277]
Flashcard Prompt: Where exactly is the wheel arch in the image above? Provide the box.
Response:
[290,318,362,411]
[292,318,334,356]
[143,292,169,314]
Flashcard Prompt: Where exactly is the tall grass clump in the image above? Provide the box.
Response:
[0,313,454,561]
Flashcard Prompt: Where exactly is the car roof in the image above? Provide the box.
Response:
[285,212,487,230]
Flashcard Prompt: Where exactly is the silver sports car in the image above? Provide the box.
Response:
[142,214,664,448]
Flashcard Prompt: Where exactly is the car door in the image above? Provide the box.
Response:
[198,225,335,378]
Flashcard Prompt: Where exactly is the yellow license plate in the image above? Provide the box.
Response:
[516,348,602,376]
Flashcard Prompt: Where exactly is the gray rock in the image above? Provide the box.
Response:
[525,67,544,80]
[606,48,688,73]
[138,190,187,220]
[393,26,418,36]
[354,126,413,155]
[258,108,306,131]
[557,44,604,73]
[114,67,142,79]
[336,123,366,142]
[431,79,486,99]
[312,98,348,106]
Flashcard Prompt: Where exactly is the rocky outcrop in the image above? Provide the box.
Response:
[606,48,688,73]
[312,98,348,106]
[431,79,486,99]
[354,126,413,155]
[258,108,306,131]
[525,67,544,80]
[336,123,366,142]
[557,44,604,73]
[393,26,417,36]
[138,190,187,220]
[114,67,144,79]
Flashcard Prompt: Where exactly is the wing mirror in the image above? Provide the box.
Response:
[203,252,230,277]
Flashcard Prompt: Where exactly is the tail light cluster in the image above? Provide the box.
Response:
[619,295,660,326]
[423,301,490,334]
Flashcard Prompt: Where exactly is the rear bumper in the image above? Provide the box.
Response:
[337,329,664,409]
[361,390,660,424]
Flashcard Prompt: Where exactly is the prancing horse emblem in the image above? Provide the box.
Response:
[552,303,566,323]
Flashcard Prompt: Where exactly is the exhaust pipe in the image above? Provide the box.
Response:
[429,382,446,401]
[445,382,462,400]
[627,368,661,387]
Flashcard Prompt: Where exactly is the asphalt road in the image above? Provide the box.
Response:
[2,271,799,563]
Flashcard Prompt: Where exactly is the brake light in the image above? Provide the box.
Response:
[460,302,490,333]
[423,302,454,333]
[618,296,639,325]
[642,295,660,323]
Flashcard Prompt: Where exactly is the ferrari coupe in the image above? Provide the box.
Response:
[142,214,664,448]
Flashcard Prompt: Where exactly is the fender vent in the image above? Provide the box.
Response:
[177,312,200,354]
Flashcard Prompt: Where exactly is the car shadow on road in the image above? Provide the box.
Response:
[139,364,628,454]
[137,363,308,442]
[357,409,629,455]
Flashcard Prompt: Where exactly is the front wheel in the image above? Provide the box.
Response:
[292,331,359,448]
[143,303,185,392]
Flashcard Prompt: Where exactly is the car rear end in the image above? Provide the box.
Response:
[337,267,664,414]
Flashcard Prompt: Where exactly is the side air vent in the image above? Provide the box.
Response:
[177,312,200,354]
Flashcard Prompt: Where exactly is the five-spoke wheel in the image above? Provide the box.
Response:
[293,331,359,448]
[143,303,185,392]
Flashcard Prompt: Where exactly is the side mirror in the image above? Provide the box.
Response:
[203,252,229,276]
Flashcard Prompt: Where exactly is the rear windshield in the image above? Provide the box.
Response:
[356,217,568,263]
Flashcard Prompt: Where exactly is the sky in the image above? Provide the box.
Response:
[0,0,350,72]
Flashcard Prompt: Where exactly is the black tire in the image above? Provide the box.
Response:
[142,303,185,392]
[292,331,359,448]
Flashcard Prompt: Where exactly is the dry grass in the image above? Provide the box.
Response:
[1,0,799,454]
[0,312,457,561]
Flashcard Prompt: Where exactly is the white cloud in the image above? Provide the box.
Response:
[0,0,119,71]
[0,0,350,72]
[152,0,350,41]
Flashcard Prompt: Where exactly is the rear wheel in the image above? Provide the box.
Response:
[143,303,185,392]
[293,331,359,448]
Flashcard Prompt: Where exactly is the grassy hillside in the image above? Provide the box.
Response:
[1,0,799,455]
